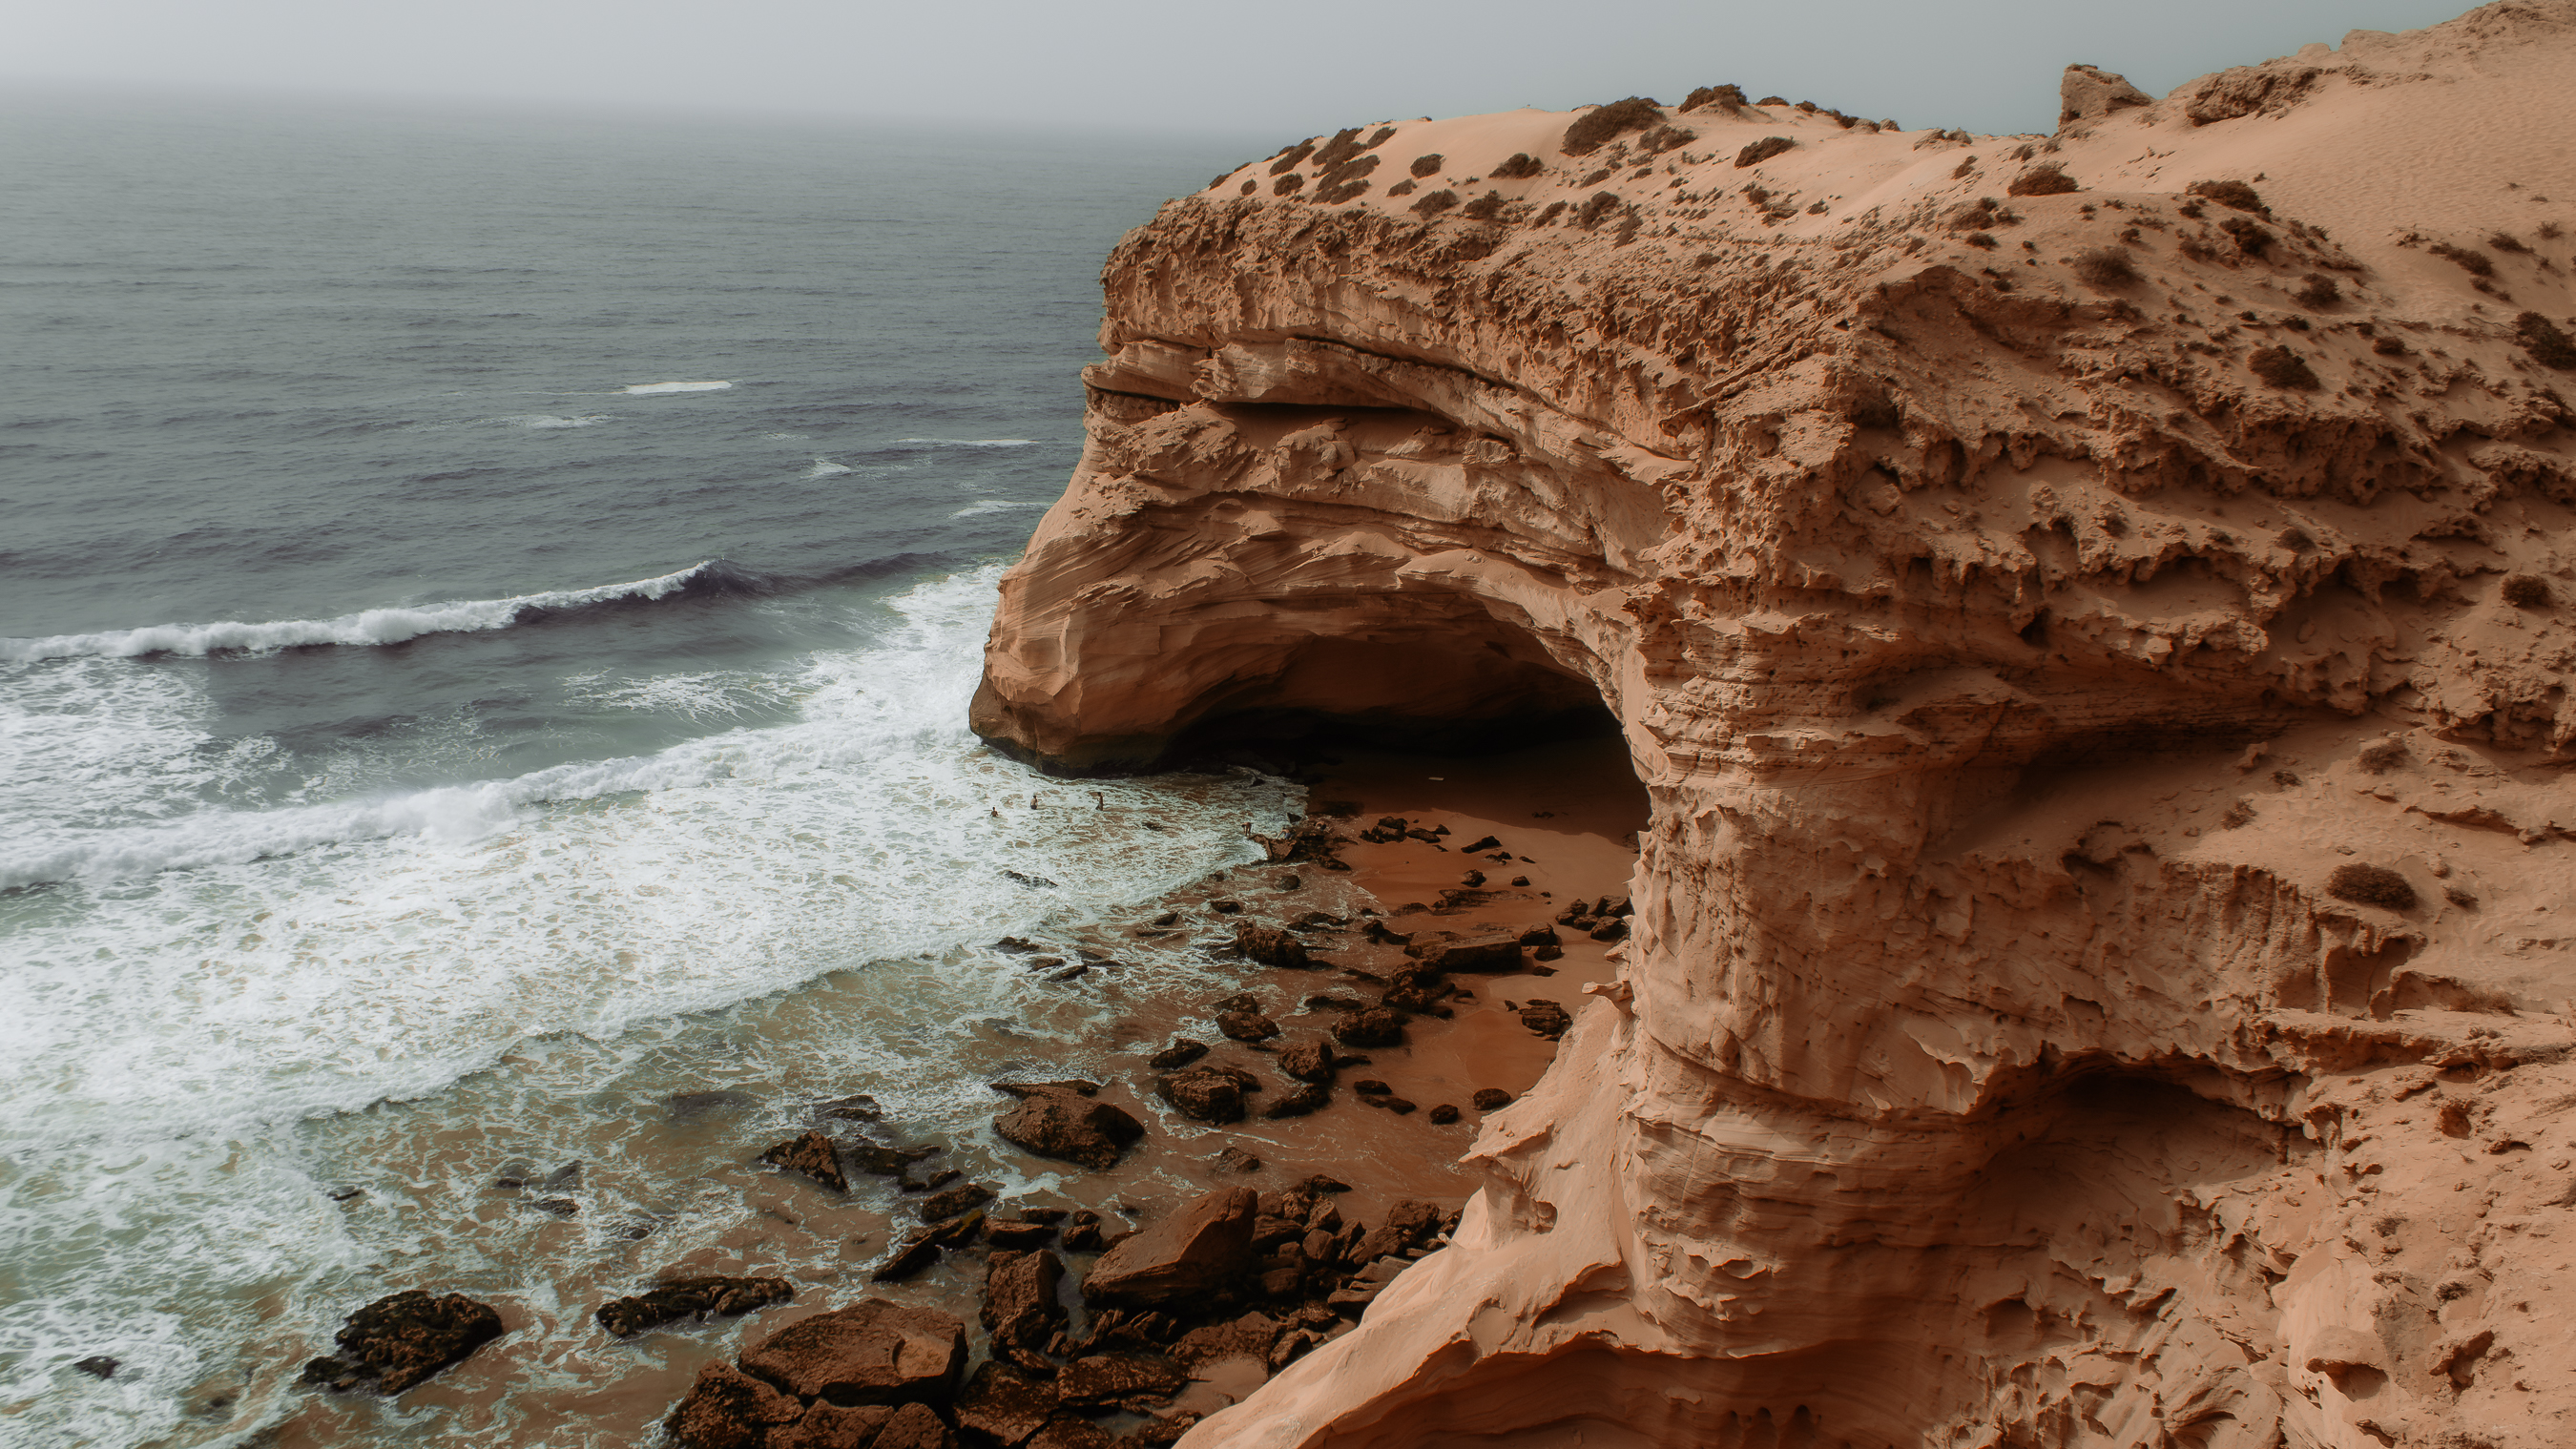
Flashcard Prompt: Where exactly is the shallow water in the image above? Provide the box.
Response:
[0,90,1282,1447]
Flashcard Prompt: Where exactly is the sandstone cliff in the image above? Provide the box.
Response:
[975,6,2576,1445]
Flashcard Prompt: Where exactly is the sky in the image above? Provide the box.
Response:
[10,0,2485,139]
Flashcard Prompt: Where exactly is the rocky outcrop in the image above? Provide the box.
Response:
[976,4,2576,1447]
[1083,1187,1259,1308]
[300,1290,504,1395]
[988,1080,1145,1170]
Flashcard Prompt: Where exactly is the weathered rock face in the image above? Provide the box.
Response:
[977,5,2576,1447]
[1083,1187,1259,1308]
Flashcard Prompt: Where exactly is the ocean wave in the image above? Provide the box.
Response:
[891,437,1038,447]
[949,499,1049,518]
[622,381,732,395]
[502,413,609,429]
[804,457,854,478]
[0,563,717,663]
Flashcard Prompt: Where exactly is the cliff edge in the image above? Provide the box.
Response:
[975,5,2576,1445]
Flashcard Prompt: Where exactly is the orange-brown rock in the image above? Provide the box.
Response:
[977,5,2576,1447]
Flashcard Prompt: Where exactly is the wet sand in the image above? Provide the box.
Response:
[267,733,1647,1442]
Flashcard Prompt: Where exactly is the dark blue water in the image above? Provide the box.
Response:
[0,91,1295,1447]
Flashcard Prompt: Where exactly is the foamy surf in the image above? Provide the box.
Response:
[0,563,713,663]
[622,380,733,394]
[951,498,1049,518]
[893,437,1038,447]
[804,457,854,478]
[502,412,609,429]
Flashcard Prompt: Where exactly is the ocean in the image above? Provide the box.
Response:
[0,89,1289,1447]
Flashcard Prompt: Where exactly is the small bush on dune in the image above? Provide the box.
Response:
[1735,135,1796,168]
[1410,154,1444,177]
[2490,231,2529,253]
[2327,862,2416,910]
[1273,173,1305,197]
[1239,180,1257,197]
[2516,310,2576,369]
[1410,188,1460,217]
[2503,572,2553,608]
[1491,153,1544,179]
[2007,163,2078,197]
[2356,738,2409,774]
[1965,232,1999,250]
[2430,241,2494,277]
[1639,124,1697,154]
[1385,178,1417,197]
[2295,274,2340,308]
[1459,191,1508,220]
[2188,179,2267,214]
[2249,345,2319,389]
[2072,248,2137,286]
[2541,220,2566,241]
[1534,199,1568,226]
[1681,83,1748,112]
[1269,142,1316,176]
[2220,216,2275,257]
[1576,191,1624,229]
[1563,97,1664,155]
[2373,334,2408,356]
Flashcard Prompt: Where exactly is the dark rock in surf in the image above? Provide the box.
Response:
[990,1082,1145,1170]
[982,1249,1069,1350]
[917,1181,995,1222]
[304,1290,504,1395]
[758,1131,847,1192]
[737,1298,966,1404]
[1146,1039,1208,1071]
[596,1276,792,1337]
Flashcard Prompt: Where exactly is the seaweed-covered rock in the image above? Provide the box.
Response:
[596,1276,791,1337]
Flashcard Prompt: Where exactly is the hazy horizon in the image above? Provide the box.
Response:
[10,0,2486,142]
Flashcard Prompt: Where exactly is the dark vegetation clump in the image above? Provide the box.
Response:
[1681,83,1748,112]
[1272,173,1305,197]
[1269,142,1316,176]
[1385,178,1417,197]
[2445,884,2480,909]
[1410,154,1444,177]
[1965,232,1999,250]
[1575,191,1624,229]
[1562,97,1664,155]
[2503,572,2553,608]
[2542,220,2566,241]
[1735,135,1796,168]
[2249,345,2319,389]
[2373,334,2408,356]
[2072,247,2138,286]
[1459,190,1507,220]
[1951,155,1979,180]
[2006,163,2078,197]
[1945,196,2017,232]
[1409,188,1459,217]
[1757,94,1788,106]
[2188,179,2267,214]
[1239,179,1257,197]
[1638,124,1696,153]
[2327,862,2417,910]
[1491,152,1544,178]
[1313,152,1381,203]
[2220,799,2258,830]
[1534,199,1568,226]
[2220,216,2274,257]
[2516,311,2576,369]
[2356,738,2409,774]
[2430,241,2495,277]
[1311,125,1393,171]
[2295,273,2341,308]
[2490,231,2529,253]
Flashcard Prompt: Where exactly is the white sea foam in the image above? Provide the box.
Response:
[949,498,1049,518]
[892,437,1038,447]
[621,380,733,394]
[502,412,609,429]
[803,457,854,478]
[0,563,711,663]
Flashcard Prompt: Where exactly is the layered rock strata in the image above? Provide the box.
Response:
[975,6,2576,1445]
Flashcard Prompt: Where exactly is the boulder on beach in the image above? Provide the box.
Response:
[1232,922,1311,967]
[1402,930,1524,973]
[596,1275,792,1337]
[915,1181,995,1222]
[302,1290,504,1396]
[982,1248,1068,1350]
[1214,1010,1280,1042]
[1276,1039,1335,1083]
[1083,1187,1257,1308]
[1156,1065,1249,1124]
[1331,1008,1405,1047]
[1261,1082,1329,1119]
[1471,1087,1514,1110]
[989,1081,1146,1170]
[668,1360,804,1449]
[1056,1351,1190,1409]
[1146,1039,1208,1071]
[955,1360,1059,1446]
[771,1403,899,1449]
[758,1131,848,1193]
[737,1298,966,1405]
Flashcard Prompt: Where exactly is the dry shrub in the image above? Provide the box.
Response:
[1311,126,1391,172]
[2444,884,2480,909]
[2542,220,2566,241]
[2430,241,2495,277]
[1273,173,1305,197]
[2373,334,2408,356]
[1409,188,1459,217]
[1313,152,1381,203]
[2490,231,2529,253]
[1385,178,1417,197]
[1735,135,1796,168]
[1950,155,1978,179]
[2220,799,2258,830]
[1409,154,1443,178]
[2249,345,2319,389]
[2356,738,2409,774]
[1575,191,1624,229]
[1491,153,1543,179]
[2178,236,2218,262]
[2327,862,2417,910]
[2072,248,2138,286]
[1965,232,1999,250]
[2516,311,2576,369]
[1756,94,1788,106]
[1269,142,1316,176]
[2220,216,2274,257]
[2007,163,2078,197]
[1639,124,1696,154]
[1239,180,1257,197]
[1459,191,1507,220]
[1578,168,1612,188]
[1681,84,1747,112]
[2294,274,2340,308]
[2503,572,2553,608]
[1563,97,1663,155]
[1534,199,1568,226]
[2187,179,2267,214]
